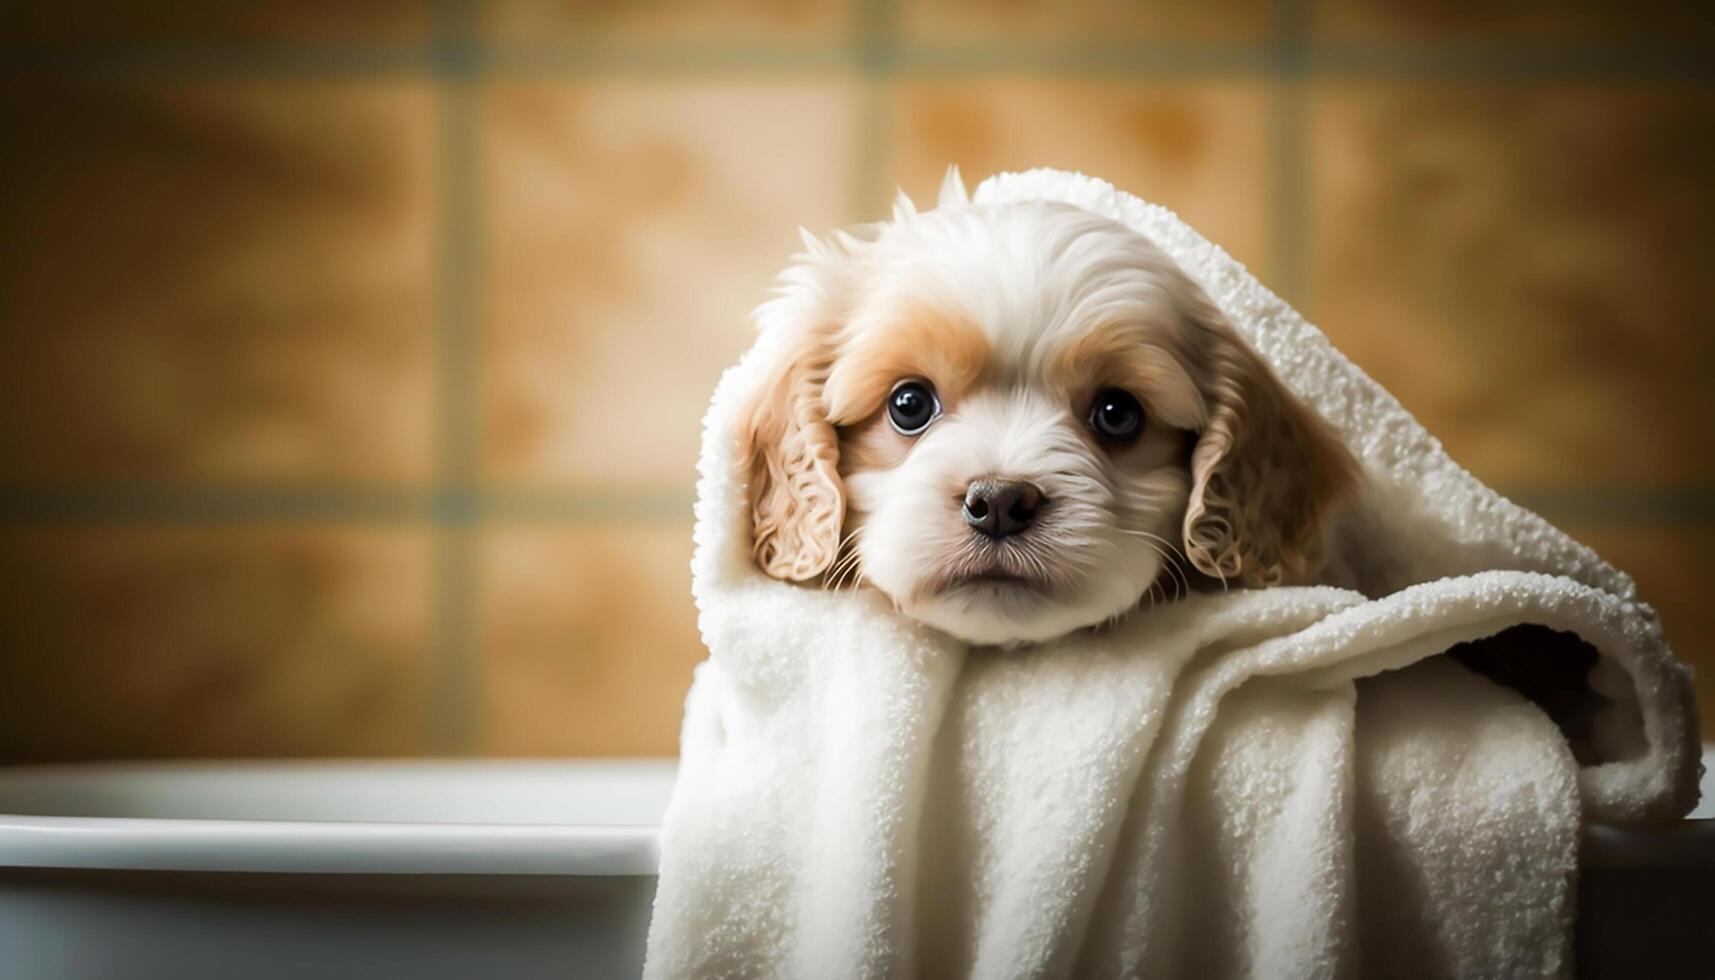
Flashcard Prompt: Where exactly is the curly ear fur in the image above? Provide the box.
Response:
[740,326,845,582]
[1182,304,1359,587]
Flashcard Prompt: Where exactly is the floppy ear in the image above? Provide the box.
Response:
[1181,304,1359,587]
[739,324,845,582]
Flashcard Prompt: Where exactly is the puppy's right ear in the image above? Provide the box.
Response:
[739,323,844,582]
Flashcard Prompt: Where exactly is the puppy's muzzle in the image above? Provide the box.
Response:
[962,479,1044,539]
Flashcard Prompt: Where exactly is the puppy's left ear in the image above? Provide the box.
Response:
[738,323,845,582]
[1181,302,1359,586]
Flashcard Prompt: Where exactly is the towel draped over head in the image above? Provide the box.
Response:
[643,169,1701,980]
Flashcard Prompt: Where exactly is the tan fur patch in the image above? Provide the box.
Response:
[837,410,911,475]
[1048,322,1208,431]
[825,306,991,425]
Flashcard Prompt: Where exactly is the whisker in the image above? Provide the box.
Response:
[1114,529,1196,604]
[1137,531,1191,594]
[1115,527,1192,602]
[821,526,868,592]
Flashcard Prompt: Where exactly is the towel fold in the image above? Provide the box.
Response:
[644,169,1701,980]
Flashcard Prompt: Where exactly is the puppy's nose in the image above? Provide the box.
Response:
[962,479,1043,539]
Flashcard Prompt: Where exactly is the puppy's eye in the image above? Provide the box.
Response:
[887,379,940,436]
[1088,388,1145,445]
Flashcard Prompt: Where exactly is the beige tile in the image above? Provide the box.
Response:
[484,0,850,43]
[905,0,1269,43]
[0,1,429,43]
[1567,526,1715,739]
[0,526,433,763]
[1311,0,1714,42]
[1308,83,1715,488]
[0,80,438,485]
[480,79,857,487]
[890,78,1275,278]
[478,524,702,756]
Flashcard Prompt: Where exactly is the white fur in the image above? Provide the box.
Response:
[795,199,1222,643]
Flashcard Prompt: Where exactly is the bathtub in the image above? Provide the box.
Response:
[0,756,1710,980]
[0,760,671,980]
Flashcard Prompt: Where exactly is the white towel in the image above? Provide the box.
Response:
[643,169,1701,979]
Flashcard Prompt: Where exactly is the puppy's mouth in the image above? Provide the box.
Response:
[920,549,1058,598]
[936,570,1049,594]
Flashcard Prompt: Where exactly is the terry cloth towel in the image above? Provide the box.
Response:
[643,168,1701,980]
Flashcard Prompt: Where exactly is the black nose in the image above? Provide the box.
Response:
[962,479,1043,539]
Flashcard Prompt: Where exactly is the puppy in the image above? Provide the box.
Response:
[739,177,1358,646]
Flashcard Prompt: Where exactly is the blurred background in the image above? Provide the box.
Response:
[0,0,1709,763]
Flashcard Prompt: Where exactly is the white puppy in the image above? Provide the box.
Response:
[739,172,1358,646]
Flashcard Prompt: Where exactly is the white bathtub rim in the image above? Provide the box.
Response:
[0,758,674,877]
[0,814,662,876]
[6,815,1711,877]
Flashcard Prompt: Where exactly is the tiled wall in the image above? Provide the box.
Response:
[0,1,1710,761]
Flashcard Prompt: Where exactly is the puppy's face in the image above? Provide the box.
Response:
[740,196,1355,646]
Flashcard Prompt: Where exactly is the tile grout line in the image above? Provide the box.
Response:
[5,41,1713,81]
[427,0,482,757]
[850,0,897,223]
[851,82,892,224]
[1267,0,1310,309]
